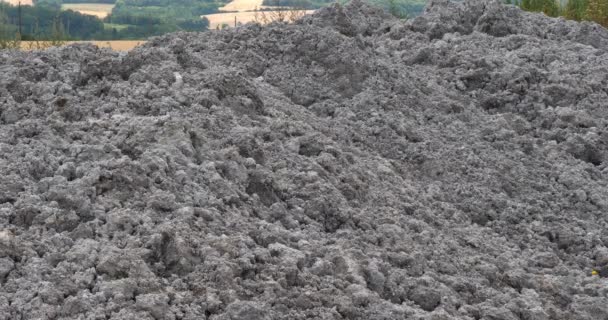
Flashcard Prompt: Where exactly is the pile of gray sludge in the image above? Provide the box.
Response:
[1,0,608,318]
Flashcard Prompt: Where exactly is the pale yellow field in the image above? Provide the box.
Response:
[205,9,314,29]
[61,3,115,18]
[219,0,265,12]
[2,0,33,5]
[208,0,314,29]
[88,40,145,50]
[21,40,145,51]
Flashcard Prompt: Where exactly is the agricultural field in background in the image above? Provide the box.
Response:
[86,40,144,50]
[206,0,316,29]
[2,0,425,43]
[205,9,314,29]
[61,3,115,18]
[218,0,276,11]
[20,40,144,50]
[3,0,33,5]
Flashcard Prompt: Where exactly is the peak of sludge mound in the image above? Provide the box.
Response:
[2,0,608,319]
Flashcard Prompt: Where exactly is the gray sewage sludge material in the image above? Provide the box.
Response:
[1,0,608,318]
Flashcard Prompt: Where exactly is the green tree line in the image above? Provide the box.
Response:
[103,0,217,38]
[1,2,103,40]
[107,0,217,27]
[0,0,214,42]
[511,0,608,28]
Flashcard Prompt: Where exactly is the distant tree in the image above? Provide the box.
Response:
[0,4,20,49]
[177,17,209,31]
[34,0,62,10]
[49,15,66,45]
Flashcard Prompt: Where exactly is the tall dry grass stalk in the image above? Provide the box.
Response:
[253,0,308,24]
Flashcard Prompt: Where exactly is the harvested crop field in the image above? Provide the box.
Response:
[218,0,266,11]
[205,9,315,29]
[83,40,145,51]
[60,3,115,18]
[2,0,608,319]
[206,0,314,29]
[20,40,145,51]
[1,0,33,5]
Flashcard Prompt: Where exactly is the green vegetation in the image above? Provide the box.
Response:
[585,0,608,25]
[0,7,20,49]
[1,4,68,49]
[104,22,129,30]
[0,0,217,43]
[520,0,560,17]
[4,0,608,46]
[99,0,220,38]
[563,0,588,20]
[515,0,608,28]
[61,3,115,17]
[3,0,423,44]
[1,2,104,40]
[107,0,222,26]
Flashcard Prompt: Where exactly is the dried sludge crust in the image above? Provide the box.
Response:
[1,0,608,319]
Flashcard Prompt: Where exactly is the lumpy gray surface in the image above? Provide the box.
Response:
[2,0,608,319]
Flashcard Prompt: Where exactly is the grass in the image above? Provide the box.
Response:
[61,3,115,18]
